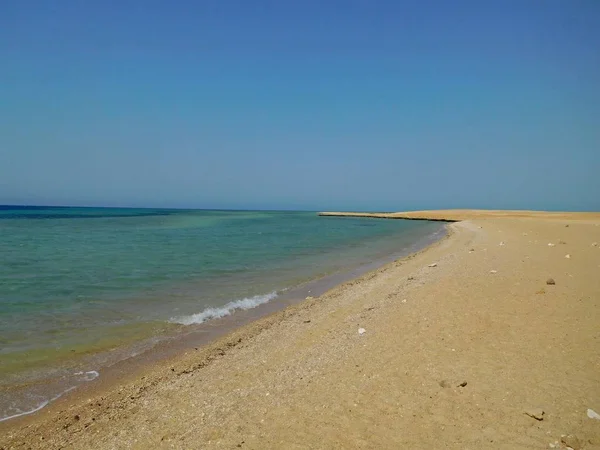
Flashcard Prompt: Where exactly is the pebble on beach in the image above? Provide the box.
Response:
[565,254,571,259]
[490,270,497,274]
[358,328,366,336]
[428,263,437,268]
[546,278,556,285]
[561,434,582,450]
[587,408,600,420]
[548,243,556,247]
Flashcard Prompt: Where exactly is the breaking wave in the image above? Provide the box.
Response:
[170,292,278,325]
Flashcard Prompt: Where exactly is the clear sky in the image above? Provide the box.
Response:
[1,1,599,211]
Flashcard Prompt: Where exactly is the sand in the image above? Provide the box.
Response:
[2,210,600,449]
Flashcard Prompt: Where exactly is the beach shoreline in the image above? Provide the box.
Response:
[0,218,448,430]
[2,210,600,449]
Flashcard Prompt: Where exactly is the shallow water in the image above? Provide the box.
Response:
[0,206,444,420]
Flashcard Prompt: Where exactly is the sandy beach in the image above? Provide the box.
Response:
[2,210,600,449]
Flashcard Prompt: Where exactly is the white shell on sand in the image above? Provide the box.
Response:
[490,270,497,274]
[428,263,437,267]
[587,408,600,420]
[358,328,366,336]
[548,243,555,247]
[565,254,571,259]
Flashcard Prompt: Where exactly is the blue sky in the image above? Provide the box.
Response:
[1,1,598,211]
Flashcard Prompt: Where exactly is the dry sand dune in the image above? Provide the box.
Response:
[2,210,600,449]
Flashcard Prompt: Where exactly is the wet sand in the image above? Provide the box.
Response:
[2,210,600,449]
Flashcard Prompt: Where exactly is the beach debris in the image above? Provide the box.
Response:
[458,381,467,388]
[565,254,571,259]
[561,434,582,450]
[499,241,505,246]
[546,278,556,285]
[469,248,475,252]
[548,243,556,247]
[490,270,498,274]
[524,408,545,421]
[303,320,311,324]
[587,408,600,420]
[358,328,366,336]
[428,263,438,268]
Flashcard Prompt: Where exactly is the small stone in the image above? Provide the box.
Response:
[428,263,437,267]
[536,288,546,295]
[499,241,505,246]
[305,296,314,300]
[457,381,467,387]
[490,270,497,274]
[565,224,569,227]
[565,254,571,259]
[548,243,556,247]
[303,320,311,323]
[524,408,545,421]
[559,240,566,244]
[587,408,600,420]
[592,242,598,247]
[469,248,475,252]
[561,434,582,450]
[401,299,407,304]
[358,328,366,336]
[546,278,556,285]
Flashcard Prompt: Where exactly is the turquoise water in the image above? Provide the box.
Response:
[0,206,444,420]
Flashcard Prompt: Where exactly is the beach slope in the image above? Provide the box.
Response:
[2,210,600,449]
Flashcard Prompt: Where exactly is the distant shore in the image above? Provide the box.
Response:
[2,210,600,449]
[319,209,600,221]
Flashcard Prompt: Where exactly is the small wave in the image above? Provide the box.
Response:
[0,370,100,423]
[170,292,278,325]
[0,386,76,423]
[73,370,100,382]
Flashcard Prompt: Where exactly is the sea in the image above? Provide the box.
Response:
[0,206,446,422]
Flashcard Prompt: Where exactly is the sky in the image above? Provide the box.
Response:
[1,1,599,211]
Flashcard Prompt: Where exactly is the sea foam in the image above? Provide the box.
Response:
[170,292,278,325]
